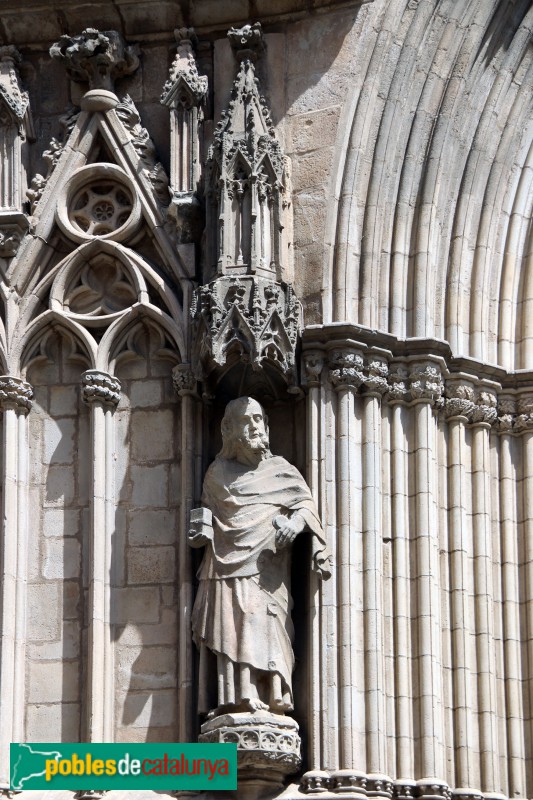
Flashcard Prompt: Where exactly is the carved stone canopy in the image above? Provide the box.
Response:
[191,275,301,392]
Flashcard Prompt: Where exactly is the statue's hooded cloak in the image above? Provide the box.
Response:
[191,453,330,713]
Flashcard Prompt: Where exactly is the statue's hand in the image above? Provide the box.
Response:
[274,512,305,549]
[188,529,213,548]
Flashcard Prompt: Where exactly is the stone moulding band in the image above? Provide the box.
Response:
[299,774,508,800]
[302,324,533,429]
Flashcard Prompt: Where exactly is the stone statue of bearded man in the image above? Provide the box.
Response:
[189,396,331,717]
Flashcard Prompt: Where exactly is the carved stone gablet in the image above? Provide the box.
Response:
[199,711,301,787]
[191,275,301,383]
[50,28,139,93]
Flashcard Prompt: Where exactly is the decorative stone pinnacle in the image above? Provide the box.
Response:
[228,22,265,63]
[50,29,139,92]
[0,46,30,128]
[0,376,33,412]
[172,364,197,397]
[81,370,120,407]
[161,26,207,108]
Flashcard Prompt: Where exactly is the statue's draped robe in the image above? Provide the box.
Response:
[192,454,329,713]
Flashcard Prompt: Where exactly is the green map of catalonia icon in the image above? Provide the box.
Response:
[11,743,63,790]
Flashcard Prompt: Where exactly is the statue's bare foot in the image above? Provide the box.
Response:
[245,698,269,713]
[270,698,292,712]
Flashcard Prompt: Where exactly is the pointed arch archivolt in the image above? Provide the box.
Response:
[324,0,533,368]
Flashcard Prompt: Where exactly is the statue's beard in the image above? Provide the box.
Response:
[239,431,269,452]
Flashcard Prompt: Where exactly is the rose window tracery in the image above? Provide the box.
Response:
[71,183,133,236]
[56,163,141,243]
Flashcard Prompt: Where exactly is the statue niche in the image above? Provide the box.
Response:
[189,396,331,791]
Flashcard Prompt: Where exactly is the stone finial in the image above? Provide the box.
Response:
[0,376,33,412]
[228,22,266,62]
[81,370,120,407]
[50,29,139,92]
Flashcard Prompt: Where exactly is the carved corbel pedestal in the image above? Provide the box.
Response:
[199,712,301,798]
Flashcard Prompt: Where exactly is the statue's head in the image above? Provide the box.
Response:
[219,396,271,462]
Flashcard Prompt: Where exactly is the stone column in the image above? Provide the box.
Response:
[81,370,120,743]
[328,348,365,779]
[470,390,501,797]
[408,363,445,795]
[361,356,389,784]
[387,365,414,782]
[444,380,477,790]
[514,394,533,796]
[496,396,526,798]
[303,350,325,771]
[0,377,32,789]
[172,364,199,743]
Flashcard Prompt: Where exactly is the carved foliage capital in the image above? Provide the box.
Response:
[471,389,498,425]
[514,394,533,432]
[0,376,33,412]
[328,349,365,391]
[50,28,139,92]
[172,364,197,396]
[387,364,409,403]
[81,370,120,407]
[302,350,324,387]
[364,356,389,396]
[409,363,444,406]
[444,381,475,420]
